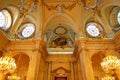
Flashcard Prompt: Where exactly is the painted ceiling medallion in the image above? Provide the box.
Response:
[54,26,67,35]
[48,36,73,48]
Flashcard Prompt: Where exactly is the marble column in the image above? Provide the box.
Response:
[73,62,78,80]
[37,56,45,80]
[26,50,41,80]
[77,59,83,80]
[80,49,94,80]
[43,62,49,80]
[48,62,52,80]
[71,62,75,80]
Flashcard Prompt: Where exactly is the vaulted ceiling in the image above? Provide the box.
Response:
[0,0,120,53]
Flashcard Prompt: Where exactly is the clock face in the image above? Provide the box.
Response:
[86,23,100,37]
[21,24,35,38]
[117,11,120,24]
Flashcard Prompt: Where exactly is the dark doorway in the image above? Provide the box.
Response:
[55,77,67,80]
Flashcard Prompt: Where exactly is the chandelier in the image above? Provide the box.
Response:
[7,54,23,80]
[0,56,16,73]
[101,74,115,80]
[101,55,120,73]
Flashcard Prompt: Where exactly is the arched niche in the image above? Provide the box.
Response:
[101,3,120,34]
[51,67,71,80]
[3,52,30,80]
[13,53,30,80]
[101,0,120,21]
[91,51,105,80]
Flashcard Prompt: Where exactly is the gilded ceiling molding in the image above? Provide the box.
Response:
[19,0,39,17]
[43,0,76,2]
[81,0,103,17]
[43,2,76,11]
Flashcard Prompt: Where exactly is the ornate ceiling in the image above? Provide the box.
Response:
[43,0,76,2]
[0,0,120,54]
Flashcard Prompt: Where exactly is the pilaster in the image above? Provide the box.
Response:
[80,49,94,80]
[26,50,41,80]
[70,62,75,80]
[48,62,52,80]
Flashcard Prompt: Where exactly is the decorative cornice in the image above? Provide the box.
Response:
[113,31,120,43]
[73,38,115,59]
[52,67,71,73]
[46,54,76,62]
[43,0,76,3]
[7,39,48,58]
